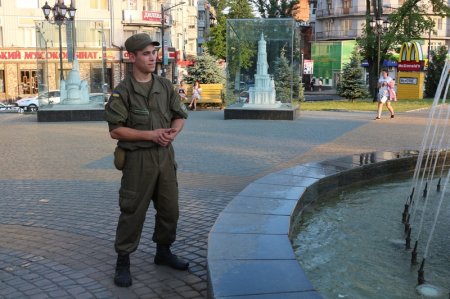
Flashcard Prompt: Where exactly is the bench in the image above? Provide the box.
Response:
[180,83,224,109]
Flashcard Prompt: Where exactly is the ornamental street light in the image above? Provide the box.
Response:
[370,16,389,99]
[161,2,185,78]
[41,0,76,81]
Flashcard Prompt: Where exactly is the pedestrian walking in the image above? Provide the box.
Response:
[375,69,396,120]
[318,78,323,92]
[104,33,189,288]
[310,77,315,91]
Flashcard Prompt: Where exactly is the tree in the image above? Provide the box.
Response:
[425,46,448,98]
[183,47,225,84]
[250,0,298,18]
[206,0,254,59]
[357,0,450,99]
[337,48,369,102]
[273,48,300,102]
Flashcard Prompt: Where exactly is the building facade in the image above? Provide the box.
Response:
[0,0,198,102]
[310,0,449,88]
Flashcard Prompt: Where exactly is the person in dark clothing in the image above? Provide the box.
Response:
[104,33,189,288]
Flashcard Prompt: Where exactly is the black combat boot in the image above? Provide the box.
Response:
[114,254,132,287]
[154,244,189,270]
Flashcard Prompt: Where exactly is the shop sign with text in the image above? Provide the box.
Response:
[399,77,418,85]
[0,50,119,61]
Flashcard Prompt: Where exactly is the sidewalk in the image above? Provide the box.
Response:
[0,109,429,298]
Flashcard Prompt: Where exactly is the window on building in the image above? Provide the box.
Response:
[124,30,137,41]
[90,0,108,10]
[20,27,36,47]
[16,0,37,8]
[437,18,443,30]
[343,20,352,35]
[143,0,154,11]
[325,20,332,33]
[0,70,4,94]
[126,0,137,10]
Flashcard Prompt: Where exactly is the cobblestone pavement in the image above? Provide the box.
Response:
[0,109,430,298]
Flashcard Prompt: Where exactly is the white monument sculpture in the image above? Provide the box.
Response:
[60,59,90,105]
[243,33,281,108]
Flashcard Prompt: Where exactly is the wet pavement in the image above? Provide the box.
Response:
[0,108,430,298]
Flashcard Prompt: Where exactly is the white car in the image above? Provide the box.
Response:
[16,90,61,111]
[0,102,20,112]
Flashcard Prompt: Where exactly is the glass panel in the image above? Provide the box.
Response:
[35,20,107,110]
[226,18,300,105]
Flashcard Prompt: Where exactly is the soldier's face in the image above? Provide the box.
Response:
[130,45,158,74]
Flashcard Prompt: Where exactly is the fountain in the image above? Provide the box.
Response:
[59,59,90,105]
[208,52,450,298]
[292,52,450,298]
[35,20,107,122]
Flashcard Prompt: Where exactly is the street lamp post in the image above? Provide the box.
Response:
[370,17,389,100]
[41,1,76,81]
[161,2,185,78]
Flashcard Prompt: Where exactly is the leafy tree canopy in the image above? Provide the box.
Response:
[424,46,448,98]
[250,0,298,18]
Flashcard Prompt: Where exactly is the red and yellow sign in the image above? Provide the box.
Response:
[396,41,425,100]
[398,42,424,71]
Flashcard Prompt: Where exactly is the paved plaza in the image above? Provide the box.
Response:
[0,108,431,298]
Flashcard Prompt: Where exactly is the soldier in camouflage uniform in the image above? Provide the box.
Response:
[104,33,189,288]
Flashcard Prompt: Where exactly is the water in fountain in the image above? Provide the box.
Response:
[293,53,450,298]
[292,176,450,298]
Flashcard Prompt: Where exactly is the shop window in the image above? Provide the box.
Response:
[20,70,38,95]
[0,70,4,93]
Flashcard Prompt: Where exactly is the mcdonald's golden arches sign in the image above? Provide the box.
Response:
[397,42,424,72]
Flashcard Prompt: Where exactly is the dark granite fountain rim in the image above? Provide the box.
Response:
[207,149,421,299]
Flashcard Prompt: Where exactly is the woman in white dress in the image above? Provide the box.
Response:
[375,70,396,120]
[188,80,201,111]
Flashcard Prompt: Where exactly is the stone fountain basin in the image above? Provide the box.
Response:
[207,149,444,298]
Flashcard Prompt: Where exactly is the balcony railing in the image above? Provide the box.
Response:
[315,29,361,40]
[316,5,369,18]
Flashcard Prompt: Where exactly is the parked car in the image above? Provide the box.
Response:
[15,90,61,111]
[0,102,20,112]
